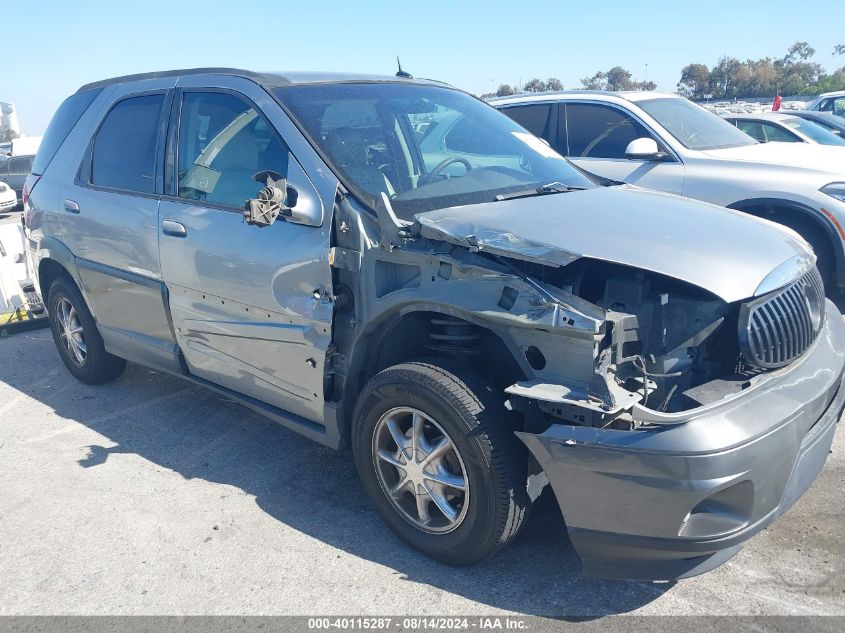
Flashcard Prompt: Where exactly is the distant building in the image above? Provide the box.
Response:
[0,102,21,135]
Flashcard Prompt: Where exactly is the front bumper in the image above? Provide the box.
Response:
[517,300,845,581]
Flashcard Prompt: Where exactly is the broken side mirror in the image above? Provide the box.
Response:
[243,171,299,227]
[624,138,669,161]
[244,159,324,227]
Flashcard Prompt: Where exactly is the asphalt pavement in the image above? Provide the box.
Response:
[0,327,843,617]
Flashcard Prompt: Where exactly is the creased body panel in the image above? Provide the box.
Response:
[415,185,810,303]
[159,199,333,424]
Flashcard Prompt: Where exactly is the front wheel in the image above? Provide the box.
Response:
[352,360,530,565]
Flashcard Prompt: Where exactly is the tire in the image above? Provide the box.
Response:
[47,276,126,384]
[352,360,530,565]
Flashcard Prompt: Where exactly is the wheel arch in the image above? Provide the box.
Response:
[341,305,527,444]
[35,237,87,306]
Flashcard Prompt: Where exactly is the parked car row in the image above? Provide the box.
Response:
[492,90,845,296]
[703,100,806,116]
[19,69,845,583]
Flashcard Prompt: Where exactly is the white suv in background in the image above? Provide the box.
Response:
[492,91,845,296]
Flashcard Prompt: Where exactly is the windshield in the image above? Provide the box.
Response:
[274,83,595,218]
[784,118,845,146]
[637,97,757,151]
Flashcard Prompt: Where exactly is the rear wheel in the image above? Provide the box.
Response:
[352,360,530,565]
[47,276,126,384]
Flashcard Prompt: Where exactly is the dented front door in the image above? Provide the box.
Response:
[158,84,333,424]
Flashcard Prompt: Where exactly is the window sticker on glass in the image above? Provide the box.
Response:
[511,132,562,159]
[181,165,221,194]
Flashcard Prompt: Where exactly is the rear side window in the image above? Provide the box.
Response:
[91,94,164,193]
[502,104,553,139]
[565,103,650,158]
[31,88,103,176]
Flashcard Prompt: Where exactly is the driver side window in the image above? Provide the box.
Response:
[177,91,289,208]
[565,103,652,159]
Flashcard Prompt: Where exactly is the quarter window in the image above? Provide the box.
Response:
[502,104,553,139]
[32,88,102,175]
[565,103,650,158]
[177,92,289,208]
[91,94,164,193]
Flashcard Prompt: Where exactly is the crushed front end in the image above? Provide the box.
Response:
[506,261,845,580]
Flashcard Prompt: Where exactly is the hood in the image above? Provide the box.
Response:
[414,185,811,303]
[702,142,845,174]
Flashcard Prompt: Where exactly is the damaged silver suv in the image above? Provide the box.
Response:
[24,69,845,580]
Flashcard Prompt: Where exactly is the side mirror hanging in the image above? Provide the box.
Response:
[244,171,294,227]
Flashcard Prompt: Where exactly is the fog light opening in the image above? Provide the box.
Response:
[525,346,546,371]
[679,480,753,538]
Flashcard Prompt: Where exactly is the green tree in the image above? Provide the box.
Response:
[578,67,637,91]
[580,71,606,90]
[834,44,845,56]
[605,66,634,91]
[709,56,741,98]
[546,77,563,91]
[523,78,547,93]
[782,41,815,63]
[678,63,711,98]
[495,83,515,97]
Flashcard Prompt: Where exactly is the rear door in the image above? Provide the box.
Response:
[557,101,684,194]
[157,77,333,424]
[62,83,180,372]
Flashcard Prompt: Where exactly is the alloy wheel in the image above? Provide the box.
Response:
[372,406,470,534]
[56,297,87,366]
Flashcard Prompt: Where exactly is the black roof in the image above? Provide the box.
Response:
[76,68,449,93]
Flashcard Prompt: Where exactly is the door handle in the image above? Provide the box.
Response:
[63,199,80,214]
[161,219,187,237]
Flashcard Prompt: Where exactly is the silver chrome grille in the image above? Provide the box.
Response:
[739,266,825,369]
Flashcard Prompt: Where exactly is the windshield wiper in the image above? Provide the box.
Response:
[495,181,585,201]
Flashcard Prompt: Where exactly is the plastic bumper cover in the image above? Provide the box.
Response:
[517,300,845,580]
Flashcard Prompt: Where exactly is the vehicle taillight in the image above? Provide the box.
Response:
[22,174,39,206]
[22,173,41,226]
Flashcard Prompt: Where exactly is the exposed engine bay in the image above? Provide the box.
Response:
[506,258,764,430]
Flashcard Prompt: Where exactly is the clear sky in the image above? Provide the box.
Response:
[3,0,843,135]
